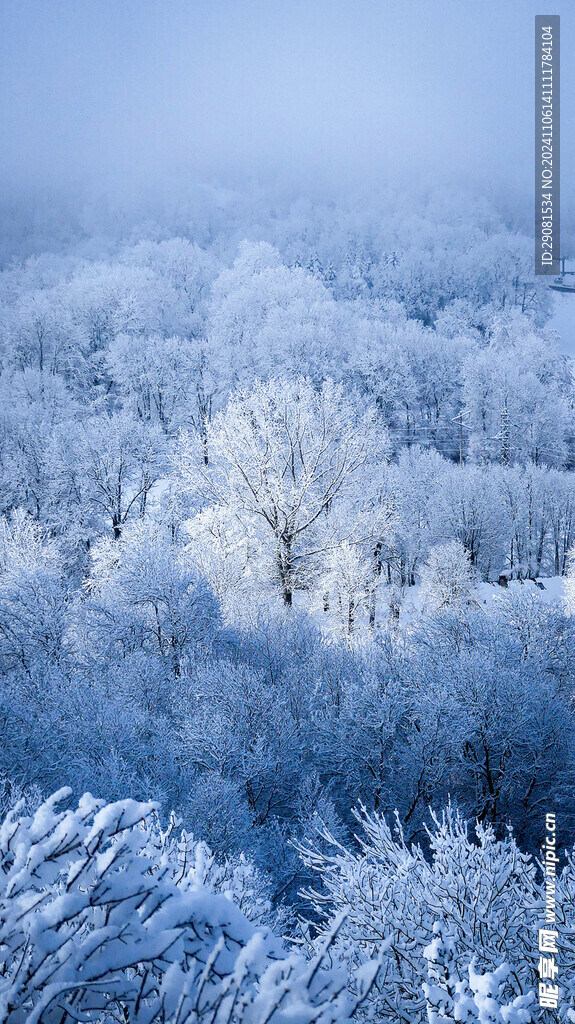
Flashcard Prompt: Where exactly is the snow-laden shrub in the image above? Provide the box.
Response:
[298,805,575,1022]
[0,789,376,1024]
[422,922,534,1023]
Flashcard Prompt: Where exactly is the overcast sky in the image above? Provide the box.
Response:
[0,0,572,203]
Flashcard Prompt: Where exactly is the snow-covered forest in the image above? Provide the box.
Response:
[2,0,575,1019]
[1,178,575,1021]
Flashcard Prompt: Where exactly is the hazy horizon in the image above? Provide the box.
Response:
[1,0,573,216]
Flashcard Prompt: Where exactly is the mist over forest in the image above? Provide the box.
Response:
[1,2,575,1022]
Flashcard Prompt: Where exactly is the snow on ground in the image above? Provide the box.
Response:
[400,576,567,625]
[474,575,567,608]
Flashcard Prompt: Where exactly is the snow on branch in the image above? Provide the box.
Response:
[0,790,376,1024]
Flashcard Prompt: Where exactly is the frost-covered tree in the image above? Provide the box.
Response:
[436,465,503,578]
[0,369,78,520]
[381,447,445,588]
[0,288,75,374]
[77,412,165,538]
[120,237,217,338]
[177,658,300,830]
[496,465,550,579]
[184,505,261,619]
[0,510,69,672]
[207,241,347,384]
[419,539,475,614]
[82,520,221,673]
[408,639,573,834]
[316,541,372,635]
[65,261,159,358]
[178,378,389,606]
[463,340,567,468]
[547,470,575,576]
[107,333,222,443]
[563,547,575,618]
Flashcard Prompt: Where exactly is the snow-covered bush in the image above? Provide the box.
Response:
[422,922,534,1023]
[0,789,378,1024]
[298,804,575,1022]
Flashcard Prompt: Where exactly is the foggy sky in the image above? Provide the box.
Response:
[0,0,573,201]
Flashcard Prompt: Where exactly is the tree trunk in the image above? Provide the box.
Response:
[278,537,293,606]
[369,588,376,628]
